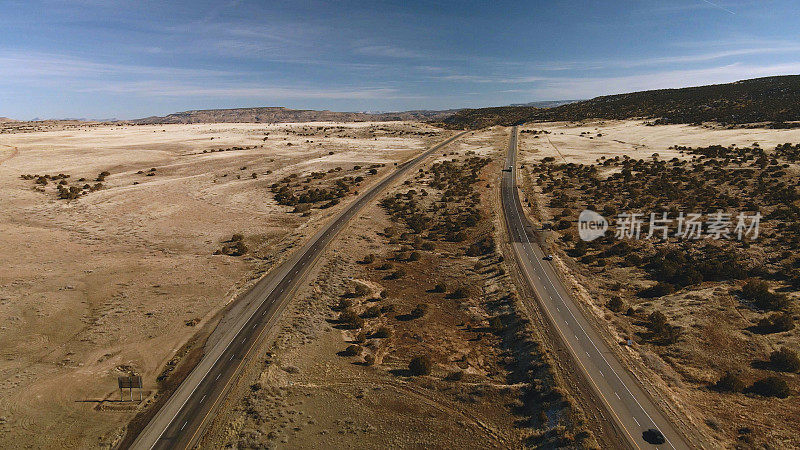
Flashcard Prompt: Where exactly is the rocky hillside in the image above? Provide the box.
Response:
[440,75,800,129]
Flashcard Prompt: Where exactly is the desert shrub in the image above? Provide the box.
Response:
[96,170,110,181]
[386,269,406,280]
[646,310,681,344]
[748,376,790,398]
[229,240,248,256]
[361,254,376,264]
[353,283,370,297]
[361,305,381,318]
[376,262,392,270]
[408,251,421,261]
[714,372,746,393]
[741,279,789,310]
[556,219,571,230]
[293,203,312,213]
[757,312,795,333]
[231,233,244,242]
[380,304,395,314]
[445,370,464,381]
[353,331,366,343]
[372,326,392,338]
[769,347,800,372]
[447,287,469,299]
[466,236,495,257]
[339,310,364,329]
[606,296,625,312]
[337,298,354,310]
[342,344,361,356]
[363,354,375,365]
[432,282,446,293]
[409,303,429,319]
[488,316,505,333]
[638,282,675,298]
[409,355,432,376]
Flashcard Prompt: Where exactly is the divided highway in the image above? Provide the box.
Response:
[131,132,467,450]
[501,127,689,449]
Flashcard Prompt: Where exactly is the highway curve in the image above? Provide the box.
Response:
[131,131,467,450]
[500,126,690,449]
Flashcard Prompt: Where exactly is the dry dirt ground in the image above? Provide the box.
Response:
[0,121,443,448]
[518,120,800,448]
[199,129,594,449]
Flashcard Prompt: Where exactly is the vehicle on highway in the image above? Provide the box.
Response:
[542,255,553,261]
[643,428,666,445]
[502,166,512,172]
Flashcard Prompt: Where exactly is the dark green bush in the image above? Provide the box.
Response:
[409,355,432,376]
[770,347,800,372]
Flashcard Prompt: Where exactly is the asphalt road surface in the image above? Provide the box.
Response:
[501,126,689,449]
[131,131,467,450]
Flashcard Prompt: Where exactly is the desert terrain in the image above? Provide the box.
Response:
[197,128,595,449]
[517,120,800,448]
[2,118,799,448]
[0,121,445,447]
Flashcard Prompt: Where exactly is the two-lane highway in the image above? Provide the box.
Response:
[131,131,467,450]
[501,127,689,449]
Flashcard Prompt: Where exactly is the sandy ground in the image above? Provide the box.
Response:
[0,121,443,448]
[517,120,800,448]
[518,119,800,165]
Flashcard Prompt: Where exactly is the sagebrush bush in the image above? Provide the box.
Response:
[409,355,432,376]
[770,347,800,372]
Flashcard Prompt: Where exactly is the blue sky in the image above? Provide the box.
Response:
[2,0,799,119]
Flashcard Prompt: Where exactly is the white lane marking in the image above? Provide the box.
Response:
[200,394,206,403]
[505,133,676,450]
[615,392,621,399]
[180,421,187,431]
[215,373,221,381]
[633,416,640,426]
[229,354,235,361]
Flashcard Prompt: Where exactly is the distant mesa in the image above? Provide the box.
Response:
[0,117,18,123]
[132,106,459,125]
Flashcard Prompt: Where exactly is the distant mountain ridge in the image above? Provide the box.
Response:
[509,100,582,108]
[132,106,457,124]
[440,75,800,129]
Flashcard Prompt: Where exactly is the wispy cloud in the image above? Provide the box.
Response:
[77,81,408,100]
[520,62,800,100]
[0,51,236,79]
[699,0,736,15]
[353,45,428,59]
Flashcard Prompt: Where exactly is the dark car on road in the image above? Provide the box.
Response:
[642,428,665,445]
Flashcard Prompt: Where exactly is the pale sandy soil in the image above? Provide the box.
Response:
[518,121,800,448]
[519,119,800,165]
[0,121,442,448]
